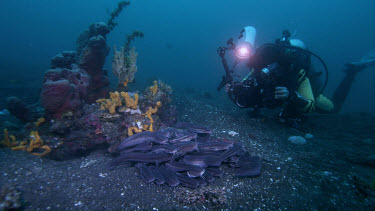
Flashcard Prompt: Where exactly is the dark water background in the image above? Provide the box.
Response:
[0,0,374,112]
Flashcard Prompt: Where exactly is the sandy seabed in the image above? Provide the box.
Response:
[1,97,374,210]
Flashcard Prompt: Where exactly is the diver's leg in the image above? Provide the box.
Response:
[331,70,358,113]
[331,50,375,112]
[315,94,334,113]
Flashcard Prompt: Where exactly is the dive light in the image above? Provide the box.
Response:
[234,26,256,60]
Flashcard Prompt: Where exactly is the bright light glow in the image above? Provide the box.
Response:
[235,46,251,59]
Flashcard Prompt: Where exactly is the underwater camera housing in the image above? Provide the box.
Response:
[233,62,285,108]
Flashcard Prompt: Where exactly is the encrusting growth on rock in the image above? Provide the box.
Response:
[123,79,129,88]
[26,131,51,156]
[34,117,46,127]
[8,131,51,157]
[144,101,162,123]
[97,91,140,113]
[128,126,143,136]
[149,80,158,96]
[96,91,122,114]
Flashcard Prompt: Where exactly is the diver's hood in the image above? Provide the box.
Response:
[289,39,306,50]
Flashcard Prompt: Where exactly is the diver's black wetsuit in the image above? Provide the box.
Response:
[228,44,373,116]
[228,43,312,116]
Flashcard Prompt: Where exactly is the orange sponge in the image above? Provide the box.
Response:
[121,92,139,109]
[149,81,158,96]
[144,101,161,123]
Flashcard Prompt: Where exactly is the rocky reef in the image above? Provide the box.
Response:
[1,1,179,160]
[42,21,111,119]
[76,22,111,102]
[40,1,132,119]
[1,79,175,160]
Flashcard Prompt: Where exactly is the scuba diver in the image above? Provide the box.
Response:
[217,26,375,123]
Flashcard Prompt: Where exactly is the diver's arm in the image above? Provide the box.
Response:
[289,76,316,113]
[275,87,289,100]
[225,83,236,103]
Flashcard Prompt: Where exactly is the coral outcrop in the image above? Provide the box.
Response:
[51,51,76,69]
[5,1,178,160]
[6,96,32,122]
[77,32,110,102]
[143,80,172,104]
[40,1,131,118]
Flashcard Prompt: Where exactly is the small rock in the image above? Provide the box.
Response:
[365,154,375,167]
[361,138,374,145]
[228,131,239,136]
[99,173,108,178]
[304,133,314,139]
[288,136,306,145]
[80,160,97,168]
[322,171,332,176]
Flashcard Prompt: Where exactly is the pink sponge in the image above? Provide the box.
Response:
[41,66,89,118]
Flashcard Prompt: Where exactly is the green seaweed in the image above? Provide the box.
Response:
[124,31,144,68]
[124,31,144,55]
[107,1,130,31]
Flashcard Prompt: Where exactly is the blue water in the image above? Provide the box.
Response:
[0,0,374,112]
